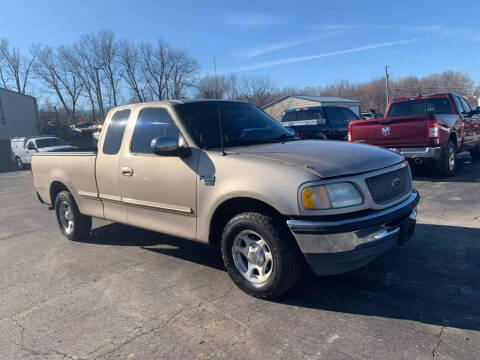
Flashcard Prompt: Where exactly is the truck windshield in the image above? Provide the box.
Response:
[387,97,453,117]
[176,101,296,149]
[35,138,68,148]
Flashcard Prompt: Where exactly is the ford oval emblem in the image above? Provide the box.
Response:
[391,178,401,187]
[382,126,391,136]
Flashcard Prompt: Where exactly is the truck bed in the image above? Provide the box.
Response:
[32,151,103,218]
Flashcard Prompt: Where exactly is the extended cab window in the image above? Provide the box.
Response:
[36,138,67,148]
[387,98,453,117]
[340,108,359,122]
[324,107,347,128]
[281,112,296,122]
[131,108,179,154]
[103,109,130,155]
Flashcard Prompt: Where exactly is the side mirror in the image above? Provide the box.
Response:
[27,143,36,150]
[150,135,191,157]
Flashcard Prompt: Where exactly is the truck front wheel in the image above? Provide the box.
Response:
[15,157,24,171]
[221,212,304,299]
[55,191,92,241]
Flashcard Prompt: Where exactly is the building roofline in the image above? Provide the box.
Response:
[0,87,37,101]
[262,95,361,109]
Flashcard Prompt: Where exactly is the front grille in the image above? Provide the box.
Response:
[365,166,411,205]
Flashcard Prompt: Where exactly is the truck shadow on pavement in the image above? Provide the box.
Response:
[88,221,480,332]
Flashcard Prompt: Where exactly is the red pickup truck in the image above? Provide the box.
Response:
[348,93,480,176]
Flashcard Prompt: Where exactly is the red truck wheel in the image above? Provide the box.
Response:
[435,141,456,177]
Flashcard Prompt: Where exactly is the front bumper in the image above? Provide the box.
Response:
[387,147,442,159]
[287,191,419,276]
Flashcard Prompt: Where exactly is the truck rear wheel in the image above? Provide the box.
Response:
[435,140,456,177]
[221,212,304,299]
[55,191,92,241]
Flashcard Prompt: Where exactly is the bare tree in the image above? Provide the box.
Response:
[118,39,145,102]
[76,34,106,121]
[141,40,198,100]
[88,30,120,106]
[34,46,71,124]
[235,75,276,107]
[0,37,36,94]
[196,74,233,99]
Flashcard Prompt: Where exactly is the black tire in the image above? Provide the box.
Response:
[221,212,304,299]
[15,157,24,171]
[435,140,456,177]
[54,190,92,241]
[470,144,480,161]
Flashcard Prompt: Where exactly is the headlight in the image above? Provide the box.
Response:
[302,182,363,210]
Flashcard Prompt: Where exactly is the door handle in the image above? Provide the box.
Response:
[121,167,133,176]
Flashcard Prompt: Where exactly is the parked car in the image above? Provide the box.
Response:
[11,136,77,170]
[281,106,359,140]
[348,93,480,176]
[32,100,419,298]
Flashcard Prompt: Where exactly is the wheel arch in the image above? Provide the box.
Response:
[49,181,72,208]
[208,197,285,246]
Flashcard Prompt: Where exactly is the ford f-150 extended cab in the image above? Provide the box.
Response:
[32,100,419,298]
[348,93,480,176]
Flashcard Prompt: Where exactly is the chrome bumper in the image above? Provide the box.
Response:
[287,191,419,276]
[387,147,442,159]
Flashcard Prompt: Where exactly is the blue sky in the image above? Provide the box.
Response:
[2,0,480,89]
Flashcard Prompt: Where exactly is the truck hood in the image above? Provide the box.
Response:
[228,140,404,179]
[38,145,78,152]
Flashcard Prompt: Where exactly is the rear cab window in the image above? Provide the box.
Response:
[282,108,328,129]
[102,109,131,155]
[387,97,453,118]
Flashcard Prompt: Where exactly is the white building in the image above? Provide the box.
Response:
[0,88,39,170]
[262,95,361,121]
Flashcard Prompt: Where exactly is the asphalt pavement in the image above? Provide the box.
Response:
[0,159,479,359]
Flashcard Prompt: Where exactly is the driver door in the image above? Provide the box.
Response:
[118,106,199,240]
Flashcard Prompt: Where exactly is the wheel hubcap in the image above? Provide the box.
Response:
[232,230,273,284]
[58,201,74,234]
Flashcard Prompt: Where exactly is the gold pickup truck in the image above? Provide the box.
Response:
[32,100,419,298]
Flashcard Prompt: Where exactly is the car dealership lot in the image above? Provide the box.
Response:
[0,162,479,360]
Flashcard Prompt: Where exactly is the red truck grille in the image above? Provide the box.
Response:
[365,166,411,205]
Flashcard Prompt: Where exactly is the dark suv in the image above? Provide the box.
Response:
[281,106,359,140]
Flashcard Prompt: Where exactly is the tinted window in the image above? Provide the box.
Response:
[460,98,471,114]
[340,108,359,122]
[103,109,130,155]
[324,107,347,127]
[453,96,463,113]
[131,108,179,154]
[387,98,453,117]
[281,112,296,122]
[176,101,293,149]
[35,138,67,148]
[297,108,325,121]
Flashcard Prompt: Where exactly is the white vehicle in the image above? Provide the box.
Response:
[10,136,76,170]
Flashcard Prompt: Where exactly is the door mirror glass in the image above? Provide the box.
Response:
[27,142,35,150]
[150,135,190,157]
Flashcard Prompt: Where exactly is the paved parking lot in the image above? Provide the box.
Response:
[1,160,479,360]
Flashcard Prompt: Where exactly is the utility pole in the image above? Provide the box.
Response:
[385,66,390,108]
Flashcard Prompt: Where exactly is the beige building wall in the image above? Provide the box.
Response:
[264,97,361,121]
[263,98,321,121]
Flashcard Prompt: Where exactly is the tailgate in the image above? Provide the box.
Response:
[350,116,428,147]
